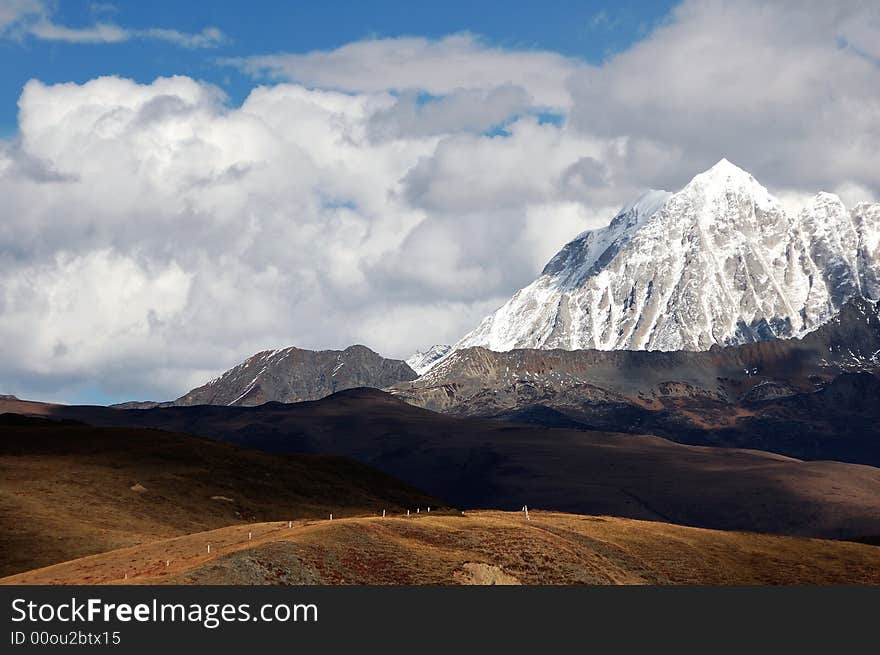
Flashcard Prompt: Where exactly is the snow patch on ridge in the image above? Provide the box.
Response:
[406,344,452,375]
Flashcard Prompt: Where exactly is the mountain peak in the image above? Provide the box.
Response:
[689,158,757,188]
[680,158,778,214]
[708,157,747,175]
[454,160,879,354]
[175,345,417,407]
[807,191,845,207]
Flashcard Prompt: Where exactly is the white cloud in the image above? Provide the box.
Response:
[137,27,225,49]
[0,0,226,47]
[2,1,880,403]
[566,0,880,195]
[0,0,42,31]
[837,7,880,61]
[28,20,127,43]
[367,84,533,140]
[399,119,611,213]
[223,34,578,110]
[0,73,610,402]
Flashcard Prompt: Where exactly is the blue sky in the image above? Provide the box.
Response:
[0,0,674,135]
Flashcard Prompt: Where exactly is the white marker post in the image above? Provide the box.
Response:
[427,507,430,513]
[417,508,420,514]
[165,560,169,568]
[288,521,292,528]
[524,505,530,521]
[248,531,252,540]
[124,572,127,580]
[330,513,333,521]
[382,509,386,518]
[207,544,211,554]
[407,510,410,517]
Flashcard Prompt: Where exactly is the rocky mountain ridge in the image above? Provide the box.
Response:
[173,344,417,407]
[390,296,880,465]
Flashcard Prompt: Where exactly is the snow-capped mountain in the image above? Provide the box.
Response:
[406,345,452,375]
[454,159,880,353]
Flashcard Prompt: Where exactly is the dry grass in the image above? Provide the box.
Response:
[4,510,878,586]
[0,420,441,577]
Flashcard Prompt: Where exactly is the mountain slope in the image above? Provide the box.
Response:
[393,297,880,464]
[5,390,880,540]
[455,159,880,353]
[174,344,417,407]
[5,511,880,586]
[407,295,880,404]
[0,414,440,577]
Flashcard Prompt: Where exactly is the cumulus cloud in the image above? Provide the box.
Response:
[1,1,879,403]
[0,0,226,47]
[567,0,880,195]
[0,72,609,402]
[404,121,579,212]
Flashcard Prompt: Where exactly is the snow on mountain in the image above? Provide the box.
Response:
[454,159,880,353]
[406,344,452,375]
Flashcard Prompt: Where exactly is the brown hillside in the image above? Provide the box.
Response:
[3,511,878,586]
[0,416,442,577]
[4,391,880,540]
